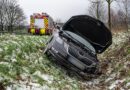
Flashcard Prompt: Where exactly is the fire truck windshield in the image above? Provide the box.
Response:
[34,19,45,28]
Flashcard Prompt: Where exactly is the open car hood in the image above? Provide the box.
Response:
[62,15,112,54]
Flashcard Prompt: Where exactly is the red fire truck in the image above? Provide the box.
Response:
[28,13,55,35]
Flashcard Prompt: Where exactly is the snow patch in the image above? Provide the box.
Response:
[109,79,126,90]
[0,48,3,52]
[105,74,116,83]
[0,62,9,65]
[126,82,130,87]
[33,71,53,84]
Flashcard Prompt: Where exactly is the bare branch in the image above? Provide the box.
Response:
[0,0,26,32]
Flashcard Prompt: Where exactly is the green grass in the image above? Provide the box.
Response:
[1,33,129,90]
[0,34,80,90]
[127,47,130,54]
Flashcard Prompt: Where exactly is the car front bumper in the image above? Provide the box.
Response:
[48,46,98,74]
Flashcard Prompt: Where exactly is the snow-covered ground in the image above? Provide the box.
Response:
[0,31,130,90]
[81,31,130,90]
[0,34,80,90]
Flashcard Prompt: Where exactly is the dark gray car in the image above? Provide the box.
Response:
[44,15,112,76]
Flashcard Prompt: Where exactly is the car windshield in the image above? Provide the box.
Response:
[65,31,96,53]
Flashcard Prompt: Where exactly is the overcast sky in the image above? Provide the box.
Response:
[18,0,90,23]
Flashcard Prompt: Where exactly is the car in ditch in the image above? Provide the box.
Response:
[44,15,112,76]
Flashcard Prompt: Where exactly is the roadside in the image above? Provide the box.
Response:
[0,31,130,90]
[80,31,130,90]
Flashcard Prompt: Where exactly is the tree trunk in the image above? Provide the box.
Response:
[0,24,3,31]
[96,2,100,19]
[125,0,128,31]
[108,3,111,30]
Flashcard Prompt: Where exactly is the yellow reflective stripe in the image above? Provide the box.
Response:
[31,19,34,24]
[40,29,45,34]
[30,18,35,28]
[31,29,35,34]
[44,18,48,29]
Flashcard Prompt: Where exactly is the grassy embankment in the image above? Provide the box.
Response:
[0,34,80,90]
[0,31,130,90]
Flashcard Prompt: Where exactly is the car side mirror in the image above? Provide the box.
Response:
[56,26,60,30]
[59,30,63,35]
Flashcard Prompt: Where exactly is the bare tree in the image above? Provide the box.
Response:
[55,18,64,28]
[105,0,115,30]
[55,18,62,24]
[0,0,26,32]
[116,0,130,31]
[89,0,102,19]
[0,0,6,31]
[111,9,121,31]
[0,0,4,31]
[88,0,107,23]
[5,0,26,32]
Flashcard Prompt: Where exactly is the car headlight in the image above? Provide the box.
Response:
[56,37,69,50]
[56,37,63,44]
[64,42,69,50]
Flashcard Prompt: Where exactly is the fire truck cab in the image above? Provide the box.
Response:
[28,13,54,35]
